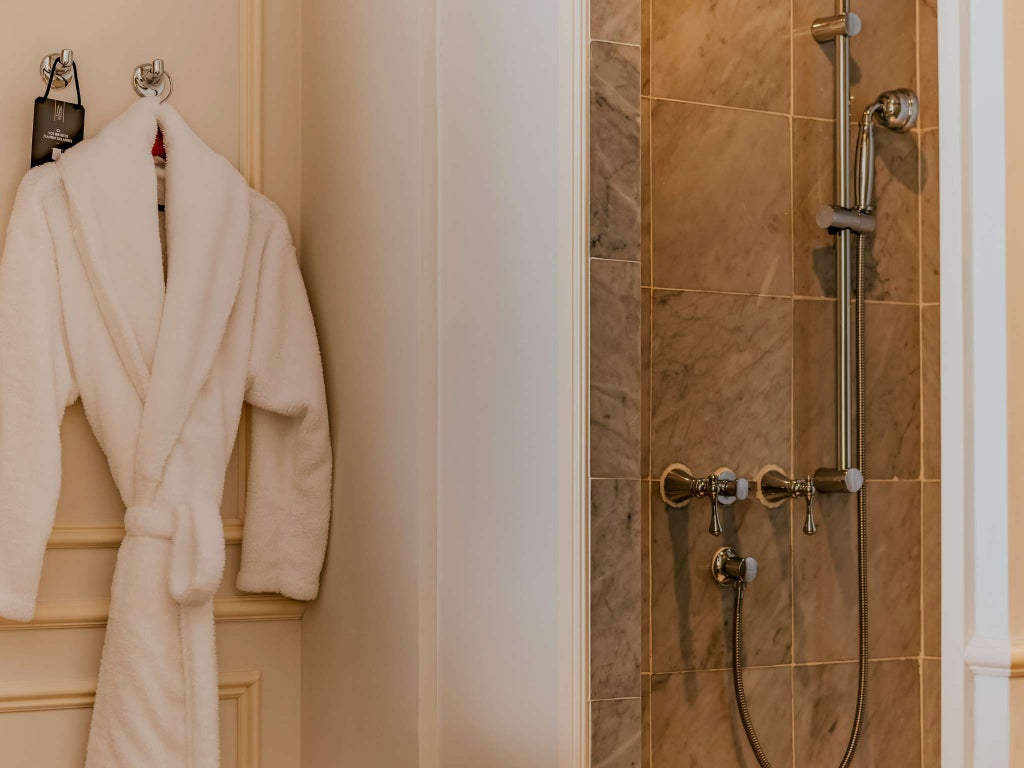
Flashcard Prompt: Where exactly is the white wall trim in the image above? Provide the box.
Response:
[965,637,1024,678]
[0,596,303,631]
[560,0,589,764]
[939,0,1010,763]
[47,519,245,549]
[0,671,261,767]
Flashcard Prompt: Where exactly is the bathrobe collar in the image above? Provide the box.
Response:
[58,98,250,496]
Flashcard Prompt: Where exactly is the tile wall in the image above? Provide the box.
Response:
[588,0,940,765]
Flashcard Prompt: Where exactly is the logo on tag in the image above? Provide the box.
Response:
[31,98,84,168]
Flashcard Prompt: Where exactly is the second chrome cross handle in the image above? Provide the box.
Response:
[757,465,864,535]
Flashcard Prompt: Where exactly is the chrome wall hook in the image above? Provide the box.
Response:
[40,49,75,90]
[133,58,172,101]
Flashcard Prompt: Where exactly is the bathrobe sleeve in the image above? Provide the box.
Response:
[236,216,332,602]
[0,174,77,622]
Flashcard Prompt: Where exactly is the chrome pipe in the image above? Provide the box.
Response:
[834,11,853,470]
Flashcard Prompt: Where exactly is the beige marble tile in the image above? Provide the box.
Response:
[641,289,651,479]
[923,481,941,657]
[641,675,652,768]
[862,128,921,303]
[593,0,641,45]
[794,659,921,767]
[793,300,920,480]
[921,130,940,303]
[651,291,792,479]
[650,0,790,112]
[592,698,643,768]
[641,97,652,286]
[651,290,794,483]
[651,486,792,672]
[592,42,642,262]
[792,118,836,299]
[592,480,644,699]
[919,0,939,129]
[591,259,643,478]
[793,481,921,662]
[651,668,793,768]
[641,480,652,673]
[640,0,651,95]
[794,0,917,120]
[923,305,940,479]
[650,101,792,295]
[923,659,941,766]
[793,122,920,302]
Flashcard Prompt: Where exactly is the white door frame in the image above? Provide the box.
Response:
[559,0,589,764]
[939,0,1009,764]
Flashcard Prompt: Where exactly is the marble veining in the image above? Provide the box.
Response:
[591,259,642,478]
[792,118,837,299]
[591,42,642,262]
[794,121,920,302]
[651,290,792,478]
[923,482,941,656]
[918,0,939,129]
[651,101,792,296]
[923,305,940,478]
[591,480,644,699]
[863,128,920,302]
[592,698,643,768]
[592,0,642,45]
[923,659,941,764]
[921,130,940,303]
[793,482,921,662]
[793,300,920,479]
[651,0,790,113]
[651,668,793,768]
[793,660,921,766]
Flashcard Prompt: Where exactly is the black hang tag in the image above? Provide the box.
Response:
[31,98,85,168]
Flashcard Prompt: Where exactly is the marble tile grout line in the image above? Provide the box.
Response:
[789,4,797,761]
[915,2,928,762]
[640,284,926,307]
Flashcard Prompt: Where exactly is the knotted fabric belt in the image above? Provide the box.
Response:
[124,501,226,606]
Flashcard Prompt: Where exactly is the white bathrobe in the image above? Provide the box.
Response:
[0,98,332,766]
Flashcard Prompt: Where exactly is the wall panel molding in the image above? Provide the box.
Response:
[0,671,261,767]
[240,0,264,191]
[48,519,245,550]
[0,596,303,632]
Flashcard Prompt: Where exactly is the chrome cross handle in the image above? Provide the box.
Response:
[757,466,818,535]
[659,464,749,537]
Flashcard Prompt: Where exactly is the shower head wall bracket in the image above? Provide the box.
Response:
[811,12,862,42]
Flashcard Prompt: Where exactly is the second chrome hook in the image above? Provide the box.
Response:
[133,58,173,102]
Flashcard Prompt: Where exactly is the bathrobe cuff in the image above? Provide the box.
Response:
[0,593,36,623]
[236,568,320,602]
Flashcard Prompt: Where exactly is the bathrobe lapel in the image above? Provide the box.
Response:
[58,98,249,498]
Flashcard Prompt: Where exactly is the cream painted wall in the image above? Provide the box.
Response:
[298,0,428,765]
[434,0,565,764]
[298,0,580,764]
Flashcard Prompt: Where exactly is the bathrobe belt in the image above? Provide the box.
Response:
[124,502,226,606]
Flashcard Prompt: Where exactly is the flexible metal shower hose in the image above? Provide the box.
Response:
[731,232,870,767]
